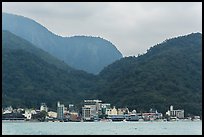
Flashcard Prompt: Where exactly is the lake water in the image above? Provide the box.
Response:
[2,121,202,135]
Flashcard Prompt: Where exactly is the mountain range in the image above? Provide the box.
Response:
[2,13,202,116]
[2,12,122,74]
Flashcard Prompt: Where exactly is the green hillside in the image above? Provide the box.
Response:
[97,33,202,116]
[2,30,97,110]
[2,30,202,116]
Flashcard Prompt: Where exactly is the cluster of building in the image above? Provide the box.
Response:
[2,99,201,122]
[55,102,80,122]
[82,99,139,121]
[165,105,184,120]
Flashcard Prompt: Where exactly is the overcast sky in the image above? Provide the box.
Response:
[2,2,202,57]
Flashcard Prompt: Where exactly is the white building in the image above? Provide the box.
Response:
[40,103,48,112]
[23,109,37,120]
[3,106,13,114]
[166,105,184,119]
[131,110,137,114]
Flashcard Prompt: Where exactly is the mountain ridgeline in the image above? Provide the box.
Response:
[97,32,202,116]
[2,13,122,74]
[2,13,202,116]
[2,30,98,109]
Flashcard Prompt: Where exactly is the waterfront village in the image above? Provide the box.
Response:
[2,99,201,122]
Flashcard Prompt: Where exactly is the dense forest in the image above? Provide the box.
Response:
[2,30,202,116]
[2,30,97,110]
[96,32,202,116]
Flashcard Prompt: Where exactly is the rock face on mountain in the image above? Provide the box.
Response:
[2,13,123,74]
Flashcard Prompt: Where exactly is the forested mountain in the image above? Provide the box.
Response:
[96,32,202,116]
[2,30,97,109]
[2,12,122,74]
[2,30,202,116]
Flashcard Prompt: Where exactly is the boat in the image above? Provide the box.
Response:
[100,118,112,122]
[192,116,201,121]
[109,115,125,121]
[169,117,179,121]
[125,114,139,121]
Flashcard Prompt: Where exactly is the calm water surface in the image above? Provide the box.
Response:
[2,121,202,135]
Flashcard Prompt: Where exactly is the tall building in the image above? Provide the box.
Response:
[69,104,75,112]
[82,106,92,121]
[57,101,65,120]
[82,99,102,120]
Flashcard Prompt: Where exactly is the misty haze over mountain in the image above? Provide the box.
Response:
[2,13,122,74]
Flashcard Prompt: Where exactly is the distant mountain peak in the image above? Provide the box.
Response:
[2,12,123,74]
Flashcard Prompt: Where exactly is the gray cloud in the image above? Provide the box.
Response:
[2,2,202,57]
